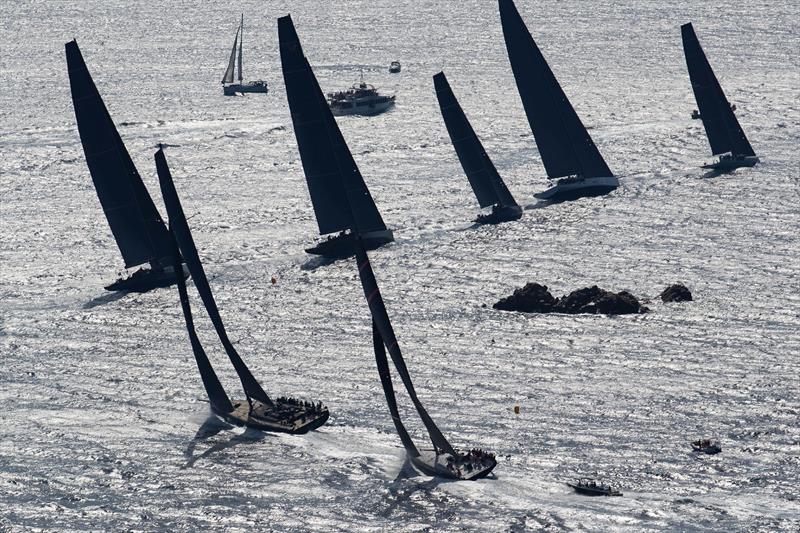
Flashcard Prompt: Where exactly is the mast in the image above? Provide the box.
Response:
[155,147,273,408]
[681,23,755,157]
[222,25,239,85]
[65,40,173,269]
[499,0,612,179]
[278,15,387,236]
[237,14,244,83]
[168,225,234,415]
[434,71,518,209]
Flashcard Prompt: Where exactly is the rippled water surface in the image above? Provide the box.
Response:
[1,1,799,531]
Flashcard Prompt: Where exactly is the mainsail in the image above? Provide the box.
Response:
[169,227,234,415]
[278,15,388,236]
[434,72,518,209]
[222,23,240,85]
[155,148,273,407]
[66,40,172,269]
[681,23,755,157]
[499,0,613,179]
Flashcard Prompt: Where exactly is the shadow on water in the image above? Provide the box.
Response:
[379,455,462,519]
[524,200,552,210]
[83,291,128,309]
[181,416,266,469]
[700,168,725,179]
[300,255,339,271]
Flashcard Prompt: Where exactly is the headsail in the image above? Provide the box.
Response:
[237,14,244,83]
[66,40,173,269]
[278,15,388,236]
[372,321,419,456]
[222,23,240,84]
[155,148,273,407]
[499,0,613,179]
[169,227,234,415]
[681,23,755,157]
[434,72,518,209]
[354,240,456,456]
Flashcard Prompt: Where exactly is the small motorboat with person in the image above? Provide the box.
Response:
[691,109,701,120]
[567,478,622,497]
[691,438,722,454]
[389,60,401,73]
[327,70,395,116]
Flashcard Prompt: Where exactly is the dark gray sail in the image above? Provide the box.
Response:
[222,24,240,84]
[354,240,456,456]
[66,40,173,269]
[681,23,755,157]
[169,228,234,415]
[499,0,613,179]
[372,321,419,456]
[155,148,273,407]
[237,14,244,83]
[434,72,518,208]
[278,15,387,236]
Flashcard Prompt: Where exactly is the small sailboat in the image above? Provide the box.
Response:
[434,72,522,224]
[389,61,401,74]
[279,16,393,259]
[499,0,618,203]
[155,147,328,434]
[222,14,268,95]
[681,23,758,171]
[65,40,188,292]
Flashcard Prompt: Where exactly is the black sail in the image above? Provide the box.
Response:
[681,23,756,157]
[278,16,387,236]
[155,148,273,407]
[499,0,613,179]
[372,321,419,456]
[169,229,234,415]
[354,240,456,456]
[434,72,518,208]
[66,40,172,268]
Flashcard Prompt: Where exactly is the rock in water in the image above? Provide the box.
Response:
[660,283,692,302]
[492,283,557,313]
[494,284,648,315]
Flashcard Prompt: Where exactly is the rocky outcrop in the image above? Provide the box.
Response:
[660,283,692,303]
[493,283,648,315]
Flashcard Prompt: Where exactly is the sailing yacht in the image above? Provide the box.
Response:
[681,23,758,171]
[222,15,268,95]
[65,40,188,292]
[155,147,328,434]
[279,17,393,259]
[279,14,496,479]
[434,72,522,224]
[499,0,618,203]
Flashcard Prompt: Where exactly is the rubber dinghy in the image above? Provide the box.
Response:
[155,147,328,434]
[499,0,618,203]
[65,40,188,292]
[278,15,393,259]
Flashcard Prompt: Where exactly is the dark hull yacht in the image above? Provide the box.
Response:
[279,17,393,260]
[682,23,758,171]
[304,229,394,258]
[222,15,268,96]
[280,14,495,480]
[434,72,522,225]
[500,0,618,203]
[156,148,328,434]
[66,40,188,292]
